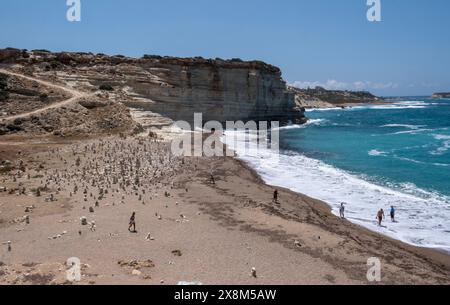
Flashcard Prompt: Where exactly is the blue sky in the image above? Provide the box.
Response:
[1,0,449,96]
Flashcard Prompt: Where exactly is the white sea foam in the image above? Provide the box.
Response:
[368,149,387,157]
[381,124,427,129]
[350,101,429,110]
[223,131,450,253]
[275,119,327,131]
[431,134,450,155]
[305,107,342,112]
[391,129,435,135]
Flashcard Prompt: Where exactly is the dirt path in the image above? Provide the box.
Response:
[0,68,89,121]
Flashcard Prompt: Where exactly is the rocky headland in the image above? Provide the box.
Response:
[289,85,383,109]
[432,92,450,99]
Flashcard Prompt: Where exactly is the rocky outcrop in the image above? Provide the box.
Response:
[0,49,305,126]
[0,48,26,63]
[0,73,8,102]
[432,92,450,99]
[289,86,382,109]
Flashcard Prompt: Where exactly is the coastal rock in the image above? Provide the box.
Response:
[289,86,381,109]
[432,92,450,99]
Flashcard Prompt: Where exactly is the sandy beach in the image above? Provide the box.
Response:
[0,134,449,285]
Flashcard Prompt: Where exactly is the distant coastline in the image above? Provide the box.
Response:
[288,85,386,109]
[432,92,450,99]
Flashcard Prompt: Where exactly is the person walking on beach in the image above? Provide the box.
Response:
[339,203,345,219]
[377,209,385,226]
[390,206,396,222]
[273,189,279,204]
[128,212,136,232]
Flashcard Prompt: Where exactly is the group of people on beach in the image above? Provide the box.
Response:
[340,202,396,226]
[272,189,397,227]
[376,206,396,226]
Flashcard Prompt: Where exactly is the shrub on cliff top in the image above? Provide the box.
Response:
[142,55,162,60]
[32,49,51,53]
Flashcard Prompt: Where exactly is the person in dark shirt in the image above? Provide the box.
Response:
[129,212,136,232]
[390,206,396,222]
[273,189,279,204]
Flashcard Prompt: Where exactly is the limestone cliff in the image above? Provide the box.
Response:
[0,49,305,128]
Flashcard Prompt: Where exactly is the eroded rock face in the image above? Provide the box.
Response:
[133,58,302,124]
[1,50,305,125]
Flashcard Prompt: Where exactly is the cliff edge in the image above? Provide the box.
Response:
[0,48,305,134]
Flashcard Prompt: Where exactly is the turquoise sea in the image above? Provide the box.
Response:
[227,98,450,252]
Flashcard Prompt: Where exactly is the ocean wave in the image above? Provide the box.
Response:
[223,132,450,252]
[362,105,426,110]
[368,149,388,157]
[395,101,428,106]
[390,129,435,135]
[307,100,438,113]
[381,124,427,129]
[369,149,449,168]
[350,101,429,110]
[275,119,328,131]
[430,134,450,155]
[433,163,450,167]
[305,107,342,112]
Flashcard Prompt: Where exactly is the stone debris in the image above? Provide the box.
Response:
[80,216,88,226]
[24,205,35,213]
[0,136,194,284]
[171,250,182,257]
[131,269,142,276]
[118,259,155,270]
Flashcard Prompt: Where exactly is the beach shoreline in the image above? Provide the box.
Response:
[0,134,449,285]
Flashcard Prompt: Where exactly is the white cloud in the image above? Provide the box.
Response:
[289,80,398,91]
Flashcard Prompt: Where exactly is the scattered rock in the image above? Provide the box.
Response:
[118,259,155,270]
[131,269,142,276]
[171,250,182,257]
[80,217,88,226]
